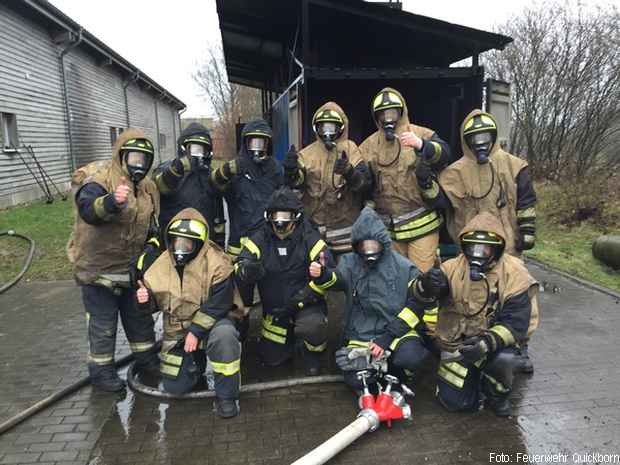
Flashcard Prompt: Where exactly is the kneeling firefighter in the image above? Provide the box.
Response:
[309,207,432,392]
[412,212,539,416]
[234,187,333,375]
[359,88,451,272]
[136,208,242,418]
[69,129,160,392]
[283,102,371,255]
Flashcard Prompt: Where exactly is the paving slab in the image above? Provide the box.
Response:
[0,262,619,465]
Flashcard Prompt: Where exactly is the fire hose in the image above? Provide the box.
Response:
[0,230,36,294]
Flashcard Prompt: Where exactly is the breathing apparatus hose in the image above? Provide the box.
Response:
[0,230,36,294]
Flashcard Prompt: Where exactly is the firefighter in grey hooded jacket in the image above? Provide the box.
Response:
[309,207,431,391]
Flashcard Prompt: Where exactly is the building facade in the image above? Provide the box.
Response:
[0,0,185,208]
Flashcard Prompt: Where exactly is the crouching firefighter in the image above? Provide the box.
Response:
[412,212,539,416]
[136,208,242,418]
[69,129,160,391]
[283,102,371,255]
[235,187,333,375]
[309,206,431,392]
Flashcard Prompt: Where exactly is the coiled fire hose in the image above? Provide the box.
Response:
[0,230,36,294]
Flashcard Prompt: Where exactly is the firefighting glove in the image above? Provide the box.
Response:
[171,153,191,177]
[333,151,353,177]
[222,158,247,179]
[515,229,536,252]
[416,268,449,299]
[287,285,323,313]
[415,160,433,189]
[237,258,265,283]
[282,145,299,178]
[335,347,372,372]
[458,336,492,364]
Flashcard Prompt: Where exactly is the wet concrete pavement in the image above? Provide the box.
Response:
[1,262,620,465]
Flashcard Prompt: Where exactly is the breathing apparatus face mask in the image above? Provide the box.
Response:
[356,239,384,267]
[466,131,494,165]
[170,236,198,267]
[463,243,496,281]
[187,142,212,169]
[377,108,401,141]
[266,210,299,238]
[124,151,151,183]
[247,136,269,164]
[316,121,341,150]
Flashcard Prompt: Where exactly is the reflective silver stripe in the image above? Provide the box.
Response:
[129,341,155,352]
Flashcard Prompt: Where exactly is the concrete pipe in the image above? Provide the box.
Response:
[592,235,620,270]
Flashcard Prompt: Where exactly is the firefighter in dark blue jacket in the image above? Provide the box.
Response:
[235,187,333,375]
[154,123,226,247]
[310,206,431,391]
[209,120,283,257]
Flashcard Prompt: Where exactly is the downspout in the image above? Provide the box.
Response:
[123,71,140,128]
[59,27,82,173]
[154,97,161,164]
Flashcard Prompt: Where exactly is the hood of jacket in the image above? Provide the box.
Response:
[312,101,350,143]
[111,128,154,177]
[351,206,391,251]
[460,109,500,162]
[458,211,507,257]
[372,87,411,135]
[165,207,212,252]
[176,122,211,158]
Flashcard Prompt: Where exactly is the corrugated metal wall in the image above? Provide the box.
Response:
[0,3,181,208]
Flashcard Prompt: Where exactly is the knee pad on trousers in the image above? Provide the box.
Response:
[294,308,328,346]
[436,378,479,412]
[484,349,518,391]
[207,321,240,357]
[390,337,428,373]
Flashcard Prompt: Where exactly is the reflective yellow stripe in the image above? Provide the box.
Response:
[347,340,369,348]
[309,281,325,296]
[161,352,183,367]
[423,307,438,324]
[136,253,145,271]
[147,237,160,248]
[490,325,515,346]
[93,196,112,221]
[243,238,261,258]
[444,361,468,378]
[397,307,419,329]
[234,262,239,273]
[392,214,443,240]
[192,312,216,330]
[389,329,419,350]
[129,341,155,352]
[261,328,287,344]
[438,365,465,388]
[483,373,510,393]
[517,207,536,219]
[262,315,287,336]
[309,239,327,261]
[304,340,327,352]
[421,180,439,200]
[160,363,180,377]
[314,272,337,291]
[89,353,114,365]
[211,359,241,376]
[393,210,440,232]
[429,141,442,163]
[227,244,242,256]
[155,172,172,194]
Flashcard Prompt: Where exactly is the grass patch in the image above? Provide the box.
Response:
[0,197,74,283]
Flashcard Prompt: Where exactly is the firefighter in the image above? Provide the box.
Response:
[412,212,539,416]
[209,119,283,257]
[309,206,431,392]
[283,102,371,255]
[154,123,226,247]
[417,110,538,372]
[69,129,160,392]
[359,88,451,272]
[234,187,333,375]
[417,109,537,257]
[136,208,241,418]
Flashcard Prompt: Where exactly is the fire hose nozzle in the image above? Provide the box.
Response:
[357,409,380,432]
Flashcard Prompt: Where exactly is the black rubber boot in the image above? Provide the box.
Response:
[302,350,322,377]
[518,344,534,374]
[89,364,125,392]
[215,398,240,419]
[134,351,160,376]
[486,396,512,417]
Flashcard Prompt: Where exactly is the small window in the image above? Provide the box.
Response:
[1,112,19,152]
[159,133,166,149]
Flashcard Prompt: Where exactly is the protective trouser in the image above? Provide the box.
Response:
[436,347,518,411]
[259,305,328,367]
[81,284,156,374]
[342,334,429,391]
[160,319,241,398]
[391,230,439,273]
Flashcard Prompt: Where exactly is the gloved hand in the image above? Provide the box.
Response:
[171,152,192,176]
[237,258,265,283]
[415,160,433,189]
[287,285,323,312]
[416,267,449,299]
[222,159,244,179]
[458,336,491,364]
[335,347,372,372]
[282,145,299,177]
[515,230,535,252]
[333,151,352,176]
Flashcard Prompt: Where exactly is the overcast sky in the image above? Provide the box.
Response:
[49,0,609,118]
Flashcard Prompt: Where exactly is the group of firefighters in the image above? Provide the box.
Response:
[68,87,539,419]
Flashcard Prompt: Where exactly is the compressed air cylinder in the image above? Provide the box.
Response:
[592,235,620,270]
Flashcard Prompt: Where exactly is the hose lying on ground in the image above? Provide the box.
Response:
[0,230,36,294]
[127,362,344,400]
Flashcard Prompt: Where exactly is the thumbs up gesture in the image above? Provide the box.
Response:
[114,177,130,206]
[309,251,327,279]
[333,150,351,176]
[136,280,149,304]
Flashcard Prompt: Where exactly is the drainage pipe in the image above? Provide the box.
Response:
[59,27,83,173]
[0,231,35,295]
